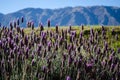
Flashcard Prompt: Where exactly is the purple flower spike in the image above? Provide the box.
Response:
[55,43,58,50]
[48,19,50,27]
[32,52,34,59]
[68,25,72,33]
[9,31,13,39]
[62,53,66,61]
[56,24,59,33]
[13,20,17,28]
[21,16,24,23]
[9,22,13,30]
[68,55,73,66]
[17,18,19,25]
[15,35,19,44]
[85,63,93,72]
[0,40,2,48]
[38,44,42,51]
[40,23,44,31]
[97,47,101,54]
[32,59,35,66]
[31,22,34,30]
[25,47,29,59]
[66,76,71,80]
[47,41,51,51]
[42,65,47,73]
[24,36,28,46]
[118,48,120,53]
[81,24,84,30]
[79,31,83,38]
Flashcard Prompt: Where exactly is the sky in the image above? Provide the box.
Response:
[0,0,120,14]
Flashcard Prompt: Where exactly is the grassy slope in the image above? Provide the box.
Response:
[24,26,120,50]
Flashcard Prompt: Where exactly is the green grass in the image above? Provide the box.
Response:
[25,26,120,51]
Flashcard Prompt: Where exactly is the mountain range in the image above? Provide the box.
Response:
[0,6,120,27]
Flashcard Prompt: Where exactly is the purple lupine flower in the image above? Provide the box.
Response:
[110,63,115,71]
[59,37,63,45]
[20,39,24,47]
[0,40,2,48]
[102,25,105,31]
[9,40,14,49]
[118,48,120,53]
[43,49,47,58]
[66,76,71,80]
[101,60,106,67]
[96,47,101,54]
[39,23,44,31]
[69,25,72,31]
[104,42,108,51]
[24,35,28,46]
[48,19,50,27]
[21,28,24,37]
[49,31,53,37]
[21,16,24,23]
[25,47,29,59]
[68,45,72,54]
[61,29,64,37]
[31,52,34,59]
[31,22,34,30]
[62,53,66,61]
[90,28,94,37]
[18,50,22,60]
[111,28,115,35]
[17,18,19,25]
[64,40,67,49]
[42,65,47,73]
[74,58,77,67]
[55,43,58,50]
[68,25,72,33]
[70,35,73,43]
[15,35,19,44]
[55,24,58,33]
[31,59,35,66]
[42,31,45,37]
[68,55,73,66]
[38,44,42,51]
[93,44,97,52]
[71,31,76,36]
[81,24,84,30]
[13,20,17,28]
[95,31,98,40]
[9,31,13,39]
[77,57,82,69]
[85,62,93,72]
[27,21,32,28]
[102,30,106,37]
[27,21,29,28]
[9,22,13,30]
[16,25,20,33]
[47,41,51,51]
[79,31,83,39]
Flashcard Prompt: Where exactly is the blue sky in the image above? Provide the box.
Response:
[0,0,120,14]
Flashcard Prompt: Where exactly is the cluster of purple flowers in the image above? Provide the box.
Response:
[0,17,120,80]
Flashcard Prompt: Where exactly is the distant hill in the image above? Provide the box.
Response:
[0,6,120,27]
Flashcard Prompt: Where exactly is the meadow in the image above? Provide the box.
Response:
[0,18,120,80]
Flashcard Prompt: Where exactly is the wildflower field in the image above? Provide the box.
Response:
[0,17,120,80]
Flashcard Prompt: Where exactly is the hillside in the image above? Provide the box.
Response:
[0,6,120,27]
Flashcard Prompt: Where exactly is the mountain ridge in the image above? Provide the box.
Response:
[0,6,120,27]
